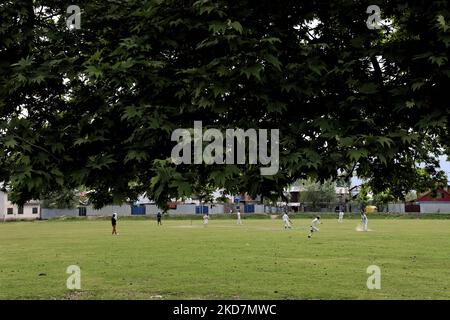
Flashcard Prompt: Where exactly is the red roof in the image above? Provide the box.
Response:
[417,188,450,202]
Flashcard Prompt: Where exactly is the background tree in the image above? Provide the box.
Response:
[405,191,418,202]
[355,185,371,212]
[299,179,337,211]
[215,194,229,203]
[1,1,450,208]
[40,188,80,209]
[371,190,395,212]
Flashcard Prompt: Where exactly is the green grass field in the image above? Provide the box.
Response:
[1,216,450,300]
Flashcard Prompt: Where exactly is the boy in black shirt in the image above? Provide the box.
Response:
[157,211,162,226]
[111,213,118,235]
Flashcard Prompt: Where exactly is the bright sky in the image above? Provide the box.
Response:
[351,155,450,187]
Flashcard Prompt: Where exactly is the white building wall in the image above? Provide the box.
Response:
[144,204,163,215]
[41,208,79,219]
[144,204,226,215]
[419,202,450,213]
[255,204,265,213]
[1,191,40,221]
[40,205,131,219]
[264,206,281,213]
[165,204,196,215]
[86,205,131,216]
[388,203,405,213]
[0,191,7,221]
[146,204,196,215]
[210,204,224,214]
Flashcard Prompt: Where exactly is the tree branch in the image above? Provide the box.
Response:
[370,56,383,85]
[11,134,60,162]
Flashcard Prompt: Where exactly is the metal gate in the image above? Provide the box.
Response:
[244,204,255,213]
[78,207,87,216]
[405,204,420,212]
[195,206,208,214]
[131,205,146,215]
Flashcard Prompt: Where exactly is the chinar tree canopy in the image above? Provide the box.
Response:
[1,0,450,209]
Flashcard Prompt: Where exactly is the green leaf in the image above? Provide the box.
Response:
[4,137,17,148]
[411,81,425,91]
[429,56,448,67]
[85,65,103,78]
[11,56,33,69]
[406,100,415,108]
[265,54,282,71]
[50,143,64,153]
[125,151,149,163]
[260,37,281,44]
[229,21,243,34]
[347,150,362,161]
[437,15,449,32]
[241,64,263,80]
[377,137,393,147]
[359,83,378,94]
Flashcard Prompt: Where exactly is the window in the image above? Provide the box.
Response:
[18,206,24,215]
[32,207,38,214]
[436,192,444,199]
[7,208,13,215]
[78,207,87,217]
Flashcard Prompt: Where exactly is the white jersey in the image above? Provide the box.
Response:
[236,211,242,225]
[361,213,368,231]
[282,213,289,222]
[311,218,320,227]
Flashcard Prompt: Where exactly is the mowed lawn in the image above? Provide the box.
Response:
[1,217,450,300]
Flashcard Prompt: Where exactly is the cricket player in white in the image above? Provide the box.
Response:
[282,212,292,229]
[203,213,209,226]
[338,210,344,223]
[361,212,368,231]
[236,210,242,225]
[308,216,321,238]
